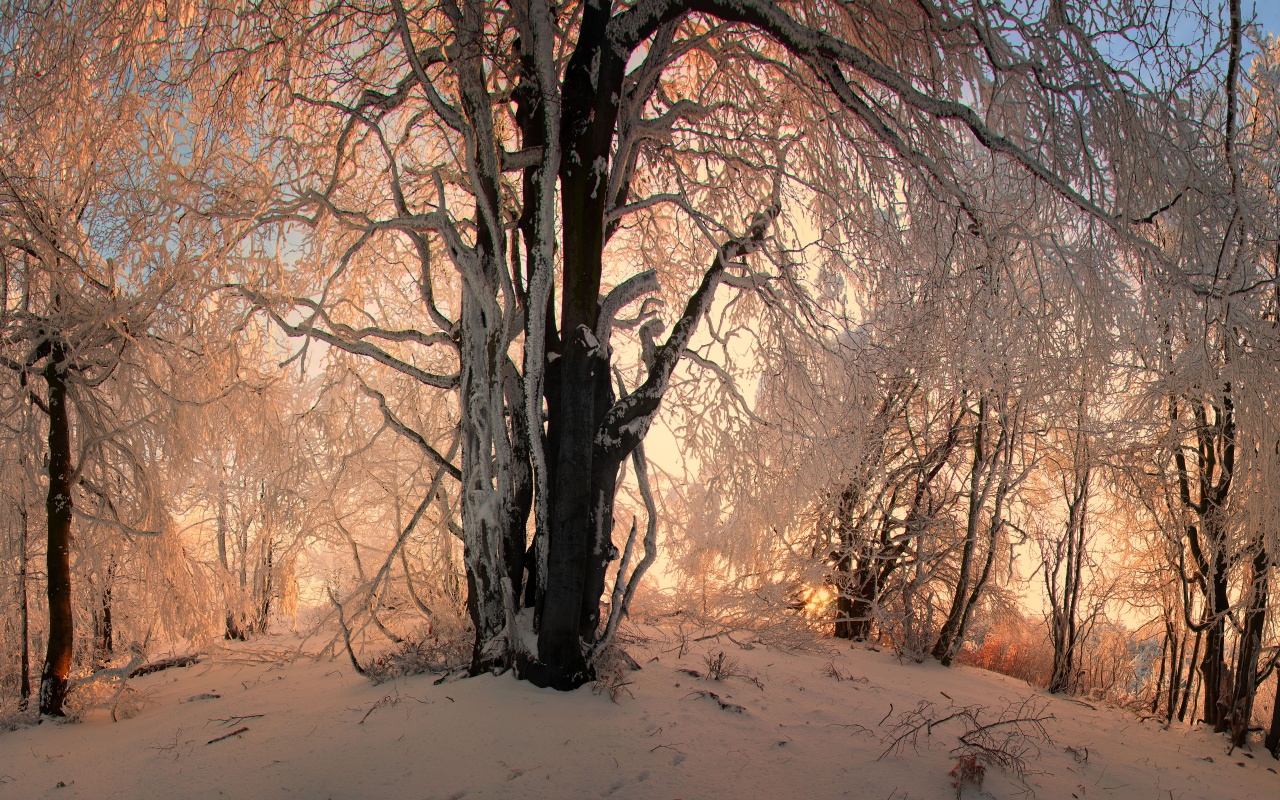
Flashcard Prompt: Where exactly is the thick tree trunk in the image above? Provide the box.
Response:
[458,302,520,674]
[40,344,74,717]
[529,4,627,689]
[835,588,876,641]
[533,338,606,688]
[832,487,872,641]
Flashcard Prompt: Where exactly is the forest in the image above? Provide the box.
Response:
[3,0,1280,768]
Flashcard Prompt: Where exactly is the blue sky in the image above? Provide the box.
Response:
[1253,0,1280,37]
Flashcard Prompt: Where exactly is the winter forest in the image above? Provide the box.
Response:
[6,0,1280,794]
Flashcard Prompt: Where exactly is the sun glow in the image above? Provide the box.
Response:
[803,585,833,615]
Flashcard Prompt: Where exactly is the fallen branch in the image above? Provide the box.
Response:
[129,654,200,678]
[206,726,249,745]
[685,690,745,713]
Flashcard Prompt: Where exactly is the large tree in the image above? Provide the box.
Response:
[215,0,1208,688]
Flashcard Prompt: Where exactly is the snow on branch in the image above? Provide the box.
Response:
[595,201,780,460]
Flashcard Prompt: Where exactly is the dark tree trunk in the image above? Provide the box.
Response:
[1165,625,1184,723]
[933,398,987,663]
[1202,561,1230,730]
[832,487,872,641]
[1229,554,1267,747]
[40,343,73,717]
[1048,459,1090,695]
[18,504,30,707]
[935,396,1010,666]
[529,4,630,690]
[1267,669,1280,757]
[535,339,607,688]
[94,559,114,662]
[834,587,875,641]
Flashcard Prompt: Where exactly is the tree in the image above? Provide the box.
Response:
[196,0,1217,690]
[0,4,232,714]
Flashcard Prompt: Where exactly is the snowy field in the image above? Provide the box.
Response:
[1,631,1275,800]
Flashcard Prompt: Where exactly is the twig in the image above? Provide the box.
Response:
[209,714,264,726]
[206,726,249,745]
[880,703,895,726]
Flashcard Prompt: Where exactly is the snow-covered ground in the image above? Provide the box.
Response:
[1,631,1276,800]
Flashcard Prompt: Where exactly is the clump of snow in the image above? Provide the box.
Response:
[1,629,1277,799]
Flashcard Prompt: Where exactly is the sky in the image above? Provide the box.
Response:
[1254,1,1280,39]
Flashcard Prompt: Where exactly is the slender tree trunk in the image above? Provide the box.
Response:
[257,536,274,633]
[18,504,30,707]
[216,487,244,640]
[40,343,73,716]
[1166,627,1184,724]
[1152,631,1169,714]
[933,397,987,663]
[1181,627,1202,723]
[94,558,114,661]
[1049,462,1089,694]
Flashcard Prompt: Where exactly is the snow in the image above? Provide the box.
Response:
[2,632,1277,800]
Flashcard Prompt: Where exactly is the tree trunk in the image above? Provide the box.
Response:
[39,343,74,717]
[1180,627,1202,723]
[1202,558,1230,730]
[94,559,114,662]
[1152,631,1168,714]
[217,489,244,640]
[933,397,987,663]
[1229,554,1267,747]
[1049,459,1089,695]
[1266,670,1280,757]
[528,5,628,689]
[1166,626,1183,723]
[936,395,1011,665]
[257,536,274,633]
[18,504,30,707]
